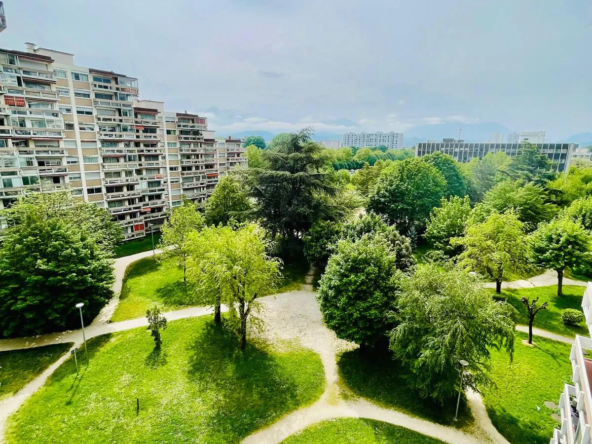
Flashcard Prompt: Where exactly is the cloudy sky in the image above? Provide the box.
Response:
[2,0,591,139]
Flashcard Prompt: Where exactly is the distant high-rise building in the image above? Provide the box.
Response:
[490,132,504,143]
[320,140,342,149]
[0,2,6,33]
[508,131,545,144]
[342,132,404,150]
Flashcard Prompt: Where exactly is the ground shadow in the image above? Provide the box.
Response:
[186,320,303,442]
[145,347,168,369]
[338,348,474,428]
[487,405,550,444]
[155,281,193,305]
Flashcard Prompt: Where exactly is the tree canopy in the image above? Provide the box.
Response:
[508,142,557,185]
[560,196,592,231]
[204,175,251,227]
[423,152,467,198]
[242,135,266,150]
[368,157,447,237]
[390,263,515,403]
[425,196,472,255]
[246,145,268,169]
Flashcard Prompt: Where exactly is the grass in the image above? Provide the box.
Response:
[6,317,325,444]
[492,285,587,337]
[482,332,572,444]
[275,258,310,294]
[114,233,162,258]
[0,343,73,401]
[281,418,445,444]
[337,348,474,428]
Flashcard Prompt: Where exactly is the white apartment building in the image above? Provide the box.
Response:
[508,131,546,144]
[490,132,504,143]
[321,140,342,149]
[342,132,404,150]
[550,283,592,444]
[0,43,246,240]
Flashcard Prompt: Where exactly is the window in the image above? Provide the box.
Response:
[101,142,117,147]
[57,87,70,97]
[59,105,72,114]
[147,180,161,188]
[65,122,75,131]
[81,142,97,148]
[71,188,83,196]
[104,171,121,178]
[66,157,79,165]
[108,200,123,208]
[165,117,176,123]
[24,82,50,90]
[93,76,112,84]
[166,130,176,135]
[168,154,179,160]
[83,156,99,164]
[167,142,177,148]
[86,172,101,180]
[76,107,93,115]
[87,187,102,194]
[169,166,179,172]
[95,93,113,100]
[71,72,89,82]
[64,140,77,148]
[22,176,39,186]
[103,157,119,164]
[74,89,91,99]
[79,124,95,132]
[69,173,82,181]
[28,101,52,109]
[54,70,67,79]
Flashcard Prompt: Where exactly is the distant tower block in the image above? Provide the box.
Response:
[0,2,6,33]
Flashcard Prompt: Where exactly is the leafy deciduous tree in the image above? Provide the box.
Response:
[423,152,467,198]
[560,196,592,231]
[242,135,266,150]
[246,144,269,169]
[204,175,251,227]
[508,142,557,185]
[520,297,548,345]
[425,196,472,255]
[146,306,167,348]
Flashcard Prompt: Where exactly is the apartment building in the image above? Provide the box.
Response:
[507,130,546,144]
[321,140,342,149]
[215,137,248,176]
[0,43,246,239]
[342,132,404,150]
[549,283,592,444]
[490,132,504,143]
[415,139,576,172]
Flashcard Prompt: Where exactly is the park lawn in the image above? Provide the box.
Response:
[493,285,587,337]
[111,257,188,322]
[6,317,325,444]
[0,343,73,401]
[483,332,572,444]
[114,234,162,258]
[281,418,445,444]
[338,348,474,428]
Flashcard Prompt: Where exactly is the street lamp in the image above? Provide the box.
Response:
[76,302,89,364]
[148,223,155,255]
[454,359,470,421]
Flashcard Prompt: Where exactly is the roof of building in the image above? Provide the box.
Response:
[0,48,53,62]
[89,67,134,79]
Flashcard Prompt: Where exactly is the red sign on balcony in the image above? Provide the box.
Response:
[206,173,219,178]
[134,223,145,232]
[4,96,25,107]
[141,207,151,213]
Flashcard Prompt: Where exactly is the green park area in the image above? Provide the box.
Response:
[0,343,73,401]
[281,418,445,444]
[482,332,572,444]
[5,317,325,444]
[114,234,162,258]
[494,285,587,337]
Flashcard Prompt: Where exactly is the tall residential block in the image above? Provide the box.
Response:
[508,130,546,144]
[415,139,575,172]
[342,132,404,150]
[0,43,246,239]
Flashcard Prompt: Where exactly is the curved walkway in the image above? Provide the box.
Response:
[484,270,587,290]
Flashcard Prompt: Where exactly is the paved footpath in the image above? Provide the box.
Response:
[484,270,587,290]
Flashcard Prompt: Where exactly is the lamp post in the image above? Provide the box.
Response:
[149,223,155,255]
[454,359,470,421]
[76,302,88,364]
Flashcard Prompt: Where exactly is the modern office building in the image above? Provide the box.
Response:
[415,139,576,172]
[490,132,504,143]
[507,130,546,144]
[572,148,592,163]
[549,283,592,444]
[321,140,342,149]
[342,132,404,150]
[0,43,246,240]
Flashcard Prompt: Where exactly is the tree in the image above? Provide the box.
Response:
[188,224,280,349]
[482,180,556,231]
[529,218,590,296]
[423,152,467,198]
[390,263,515,403]
[0,193,114,337]
[204,175,251,227]
[246,145,268,169]
[159,199,204,287]
[560,196,592,231]
[520,297,548,345]
[368,158,447,236]
[146,306,167,348]
[351,162,380,196]
[303,220,343,269]
[425,196,472,255]
[508,142,557,185]
[547,166,592,206]
[247,128,341,257]
[318,234,402,348]
[267,132,293,150]
[454,211,529,293]
[242,135,266,150]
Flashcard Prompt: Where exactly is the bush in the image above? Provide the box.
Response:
[561,309,585,326]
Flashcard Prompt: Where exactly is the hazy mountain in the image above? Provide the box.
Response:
[406,122,512,142]
[216,130,276,142]
[566,132,592,147]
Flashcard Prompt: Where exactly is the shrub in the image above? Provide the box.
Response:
[561,309,585,326]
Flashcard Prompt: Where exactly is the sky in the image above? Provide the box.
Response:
[1,0,591,140]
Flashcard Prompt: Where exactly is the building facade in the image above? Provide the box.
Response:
[321,140,342,149]
[0,44,246,239]
[550,283,592,444]
[415,139,576,172]
[490,132,504,143]
[342,132,404,150]
[508,131,546,144]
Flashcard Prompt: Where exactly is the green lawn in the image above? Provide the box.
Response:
[6,317,325,444]
[483,332,572,444]
[0,343,73,401]
[111,257,188,322]
[338,348,473,428]
[281,418,445,444]
[492,285,587,337]
[114,234,162,258]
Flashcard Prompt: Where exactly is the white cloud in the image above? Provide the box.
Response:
[422,115,479,125]
[243,117,268,123]
[423,117,443,125]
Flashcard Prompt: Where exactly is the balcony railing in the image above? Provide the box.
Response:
[93,99,133,109]
[102,162,139,170]
[105,190,142,201]
[39,167,68,176]
[104,177,140,185]
[96,116,135,125]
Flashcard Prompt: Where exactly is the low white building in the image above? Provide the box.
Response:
[321,140,342,149]
[342,132,404,150]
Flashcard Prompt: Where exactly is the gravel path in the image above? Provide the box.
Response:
[515,325,574,344]
[483,269,587,290]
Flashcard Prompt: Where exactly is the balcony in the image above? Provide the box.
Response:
[181,159,205,166]
[99,131,136,141]
[177,122,207,130]
[93,99,133,109]
[96,116,135,125]
[105,190,142,201]
[135,134,162,142]
[134,119,160,127]
[4,128,64,139]
[108,203,143,215]
[21,70,55,82]
[581,283,592,337]
[35,149,66,157]
[102,162,139,170]
[104,177,139,185]
[23,89,59,101]
[38,167,68,176]
[178,135,203,142]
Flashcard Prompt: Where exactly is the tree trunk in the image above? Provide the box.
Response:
[214,296,221,324]
[495,279,502,294]
[239,300,247,350]
[528,317,534,344]
[557,269,564,297]
[183,262,187,291]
